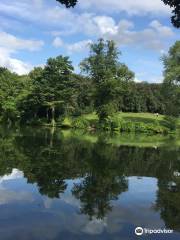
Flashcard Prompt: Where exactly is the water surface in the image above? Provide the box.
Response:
[0,127,180,240]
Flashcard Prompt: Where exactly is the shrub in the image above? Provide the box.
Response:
[111,115,124,131]
[60,117,72,128]
[121,121,135,132]
[99,117,112,131]
[73,117,89,129]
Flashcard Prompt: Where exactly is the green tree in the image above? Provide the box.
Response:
[80,39,123,121]
[162,41,180,116]
[0,68,30,124]
[26,56,75,125]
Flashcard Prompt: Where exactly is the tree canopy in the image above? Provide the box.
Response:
[0,39,179,126]
[162,41,180,116]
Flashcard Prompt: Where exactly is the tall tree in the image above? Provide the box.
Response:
[40,56,74,125]
[162,41,180,116]
[80,39,122,121]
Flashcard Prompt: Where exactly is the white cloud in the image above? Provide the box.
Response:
[78,0,171,16]
[0,31,44,52]
[0,31,43,74]
[66,40,93,53]
[0,1,175,51]
[52,38,92,54]
[90,18,174,52]
[0,51,33,75]
[52,37,64,48]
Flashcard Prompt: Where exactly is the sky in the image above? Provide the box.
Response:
[0,0,179,83]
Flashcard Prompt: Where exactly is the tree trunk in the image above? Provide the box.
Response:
[34,112,37,119]
[51,106,55,127]
[46,108,49,121]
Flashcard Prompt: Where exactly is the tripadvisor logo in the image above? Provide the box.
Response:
[135,227,173,236]
[135,227,143,236]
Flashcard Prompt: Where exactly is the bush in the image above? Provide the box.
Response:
[73,117,89,129]
[111,115,124,130]
[60,117,73,128]
[98,117,112,131]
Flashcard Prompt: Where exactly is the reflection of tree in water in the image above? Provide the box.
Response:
[0,127,180,223]
[156,177,180,231]
[72,175,127,219]
[72,140,128,219]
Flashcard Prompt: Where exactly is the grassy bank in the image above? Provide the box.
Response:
[60,130,180,148]
[57,112,179,134]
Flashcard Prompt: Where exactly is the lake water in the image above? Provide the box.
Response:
[0,127,180,240]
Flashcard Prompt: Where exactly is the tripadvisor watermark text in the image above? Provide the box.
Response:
[135,227,173,236]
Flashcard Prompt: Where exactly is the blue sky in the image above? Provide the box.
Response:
[0,0,179,82]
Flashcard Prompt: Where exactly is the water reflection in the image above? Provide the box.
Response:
[0,127,180,239]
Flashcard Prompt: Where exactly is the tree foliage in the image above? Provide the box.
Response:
[0,39,179,125]
[162,41,180,116]
[80,39,133,120]
[56,0,78,8]
[161,0,180,28]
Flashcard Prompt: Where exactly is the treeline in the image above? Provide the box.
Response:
[0,39,179,126]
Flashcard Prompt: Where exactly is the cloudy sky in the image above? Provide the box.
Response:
[0,0,179,82]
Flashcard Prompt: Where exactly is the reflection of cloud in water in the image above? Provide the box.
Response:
[0,168,33,204]
[0,168,23,184]
[82,217,107,235]
[106,177,164,232]
[0,189,33,204]
[60,192,80,208]
[0,175,172,239]
[40,177,164,236]
[43,197,54,209]
[43,179,81,209]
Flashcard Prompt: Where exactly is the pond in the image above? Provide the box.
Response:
[0,127,180,240]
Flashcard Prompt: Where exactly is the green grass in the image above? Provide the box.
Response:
[118,112,165,123]
[80,112,179,134]
[83,112,167,125]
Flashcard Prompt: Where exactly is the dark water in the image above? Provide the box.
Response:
[0,127,180,240]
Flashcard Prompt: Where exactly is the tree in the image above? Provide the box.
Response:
[80,39,122,121]
[26,56,75,125]
[163,41,180,85]
[162,41,180,116]
[0,68,30,124]
[161,0,180,28]
[56,0,77,8]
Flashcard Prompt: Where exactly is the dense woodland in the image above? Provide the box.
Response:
[0,39,179,129]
